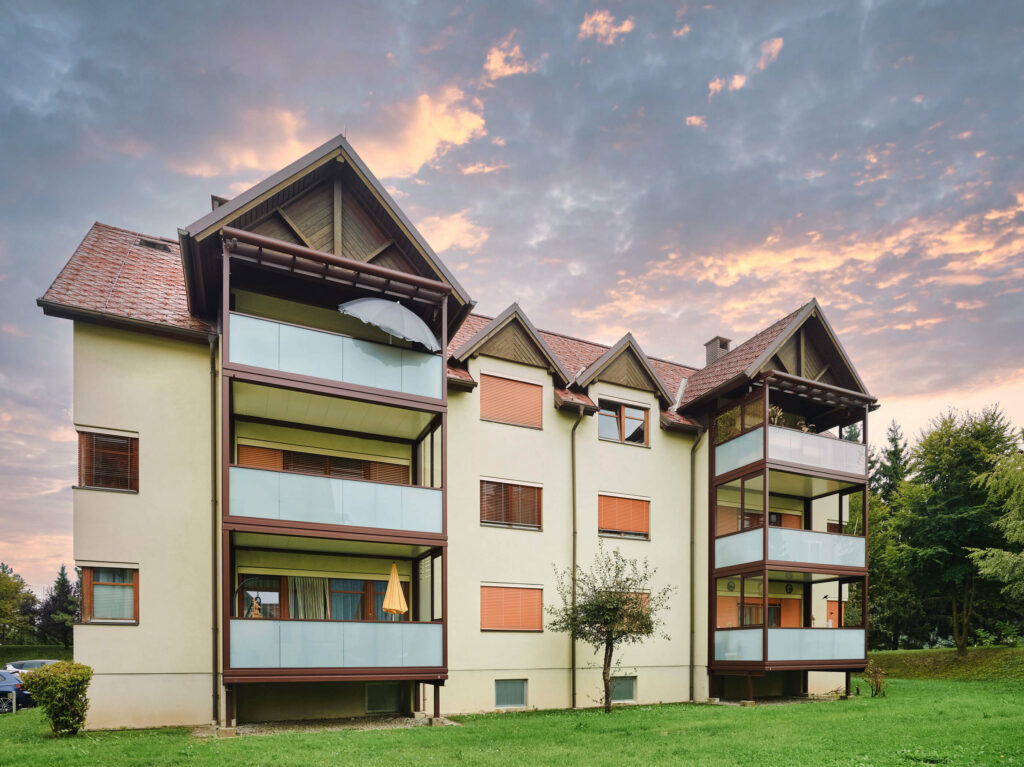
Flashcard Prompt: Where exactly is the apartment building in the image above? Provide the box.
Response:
[38,133,876,729]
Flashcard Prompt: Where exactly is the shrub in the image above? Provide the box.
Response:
[861,660,888,698]
[20,661,93,735]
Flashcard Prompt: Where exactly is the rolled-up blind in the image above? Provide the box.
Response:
[480,374,543,428]
[236,445,409,485]
[78,432,139,491]
[598,495,650,536]
[480,586,543,630]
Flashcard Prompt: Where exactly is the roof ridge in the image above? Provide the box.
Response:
[93,221,178,244]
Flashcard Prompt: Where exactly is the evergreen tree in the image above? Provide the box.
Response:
[893,407,1018,655]
[37,565,79,648]
[873,420,910,505]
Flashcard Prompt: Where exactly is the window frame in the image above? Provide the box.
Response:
[597,400,650,447]
[597,493,651,540]
[610,675,637,704]
[480,585,544,632]
[77,431,139,493]
[479,478,543,531]
[494,679,528,709]
[81,566,139,625]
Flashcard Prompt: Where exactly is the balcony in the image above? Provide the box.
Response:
[715,527,865,569]
[229,466,442,535]
[229,619,443,670]
[229,313,443,400]
[714,628,866,663]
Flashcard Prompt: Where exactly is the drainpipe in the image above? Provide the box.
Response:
[569,404,585,709]
[688,426,707,703]
[208,334,220,725]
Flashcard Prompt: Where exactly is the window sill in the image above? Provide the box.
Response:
[481,628,544,633]
[599,532,650,542]
[82,620,138,626]
[597,438,650,449]
[72,486,138,494]
[481,522,543,532]
[480,418,543,431]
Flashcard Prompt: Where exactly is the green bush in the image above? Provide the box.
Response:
[20,661,93,736]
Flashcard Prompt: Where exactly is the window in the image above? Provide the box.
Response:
[236,445,409,485]
[610,676,636,703]
[598,495,650,539]
[78,432,138,491]
[82,567,138,623]
[495,679,527,708]
[236,573,410,622]
[238,574,286,619]
[366,682,403,713]
[480,586,543,631]
[598,401,648,445]
[480,480,542,529]
[714,472,764,536]
[480,374,543,429]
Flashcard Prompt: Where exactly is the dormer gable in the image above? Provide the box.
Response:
[574,334,674,407]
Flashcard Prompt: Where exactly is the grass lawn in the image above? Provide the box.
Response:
[870,646,1024,681]
[2,679,1023,766]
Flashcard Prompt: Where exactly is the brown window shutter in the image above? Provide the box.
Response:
[78,433,94,487]
[480,375,543,429]
[78,432,139,490]
[480,586,543,631]
[284,450,328,474]
[236,445,284,470]
[480,480,541,527]
[366,461,410,485]
[598,495,650,536]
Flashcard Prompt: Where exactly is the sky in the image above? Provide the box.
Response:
[1,0,1022,596]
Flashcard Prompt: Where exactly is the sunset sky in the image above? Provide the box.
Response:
[1,1,1022,596]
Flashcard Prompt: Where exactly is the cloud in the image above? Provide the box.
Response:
[685,115,707,127]
[673,24,691,38]
[729,74,747,91]
[167,109,325,178]
[758,37,784,70]
[416,209,490,252]
[482,32,541,84]
[459,161,510,175]
[354,86,487,178]
[578,10,635,45]
[708,76,725,99]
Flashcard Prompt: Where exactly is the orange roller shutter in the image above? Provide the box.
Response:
[236,445,284,470]
[598,495,650,537]
[480,586,543,631]
[480,374,543,429]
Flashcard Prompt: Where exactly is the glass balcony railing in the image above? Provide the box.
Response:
[767,628,865,661]
[768,528,865,568]
[714,628,763,662]
[229,619,443,669]
[715,528,763,569]
[229,466,442,534]
[229,313,443,399]
[767,426,866,476]
[714,628,866,662]
[715,428,764,476]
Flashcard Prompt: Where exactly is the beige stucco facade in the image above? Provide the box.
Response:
[72,323,216,729]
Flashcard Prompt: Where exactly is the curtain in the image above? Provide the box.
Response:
[288,576,329,620]
[374,581,402,622]
[330,578,364,620]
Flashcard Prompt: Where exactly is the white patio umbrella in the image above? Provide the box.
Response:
[338,298,440,351]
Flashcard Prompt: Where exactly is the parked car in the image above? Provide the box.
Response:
[3,659,60,673]
[0,671,33,712]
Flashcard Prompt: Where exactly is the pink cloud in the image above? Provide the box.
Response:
[673,24,691,38]
[729,74,747,91]
[482,32,541,84]
[415,209,490,252]
[708,76,725,99]
[578,10,635,45]
[459,161,510,175]
[758,37,784,70]
[685,115,707,127]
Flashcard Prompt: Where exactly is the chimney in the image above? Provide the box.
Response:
[704,336,732,366]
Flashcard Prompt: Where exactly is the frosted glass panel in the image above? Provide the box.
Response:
[230,467,441,533]
[768,528,865,568]
[768,628,865,661]
[715,528,763,568]
[714,629,762,661]
[229,314,442,398]
[768,427,866,475]
[229,619,443,668]
[715,428,764,476]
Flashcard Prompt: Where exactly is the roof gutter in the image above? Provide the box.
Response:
[36,299,213,344]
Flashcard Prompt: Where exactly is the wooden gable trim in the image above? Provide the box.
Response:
[575,334,673,406]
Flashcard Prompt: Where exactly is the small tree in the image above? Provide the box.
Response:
[37,565,79,647]
[21,661,93,735]
[0,563,38,643]
[548,544,673,713]
[872,420,910,506]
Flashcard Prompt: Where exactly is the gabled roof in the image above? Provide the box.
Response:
[679,298,870,409]
[37,223,213,339]
[451,303,573,385]
[574,333,674,406]
[177,132,473,324]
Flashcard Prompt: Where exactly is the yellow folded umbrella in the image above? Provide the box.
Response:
[382,562,408,616]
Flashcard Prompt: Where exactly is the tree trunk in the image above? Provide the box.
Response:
[602,637,614,713]
[951,581,976,658]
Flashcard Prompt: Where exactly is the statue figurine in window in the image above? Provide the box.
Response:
[248,595,263,619]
